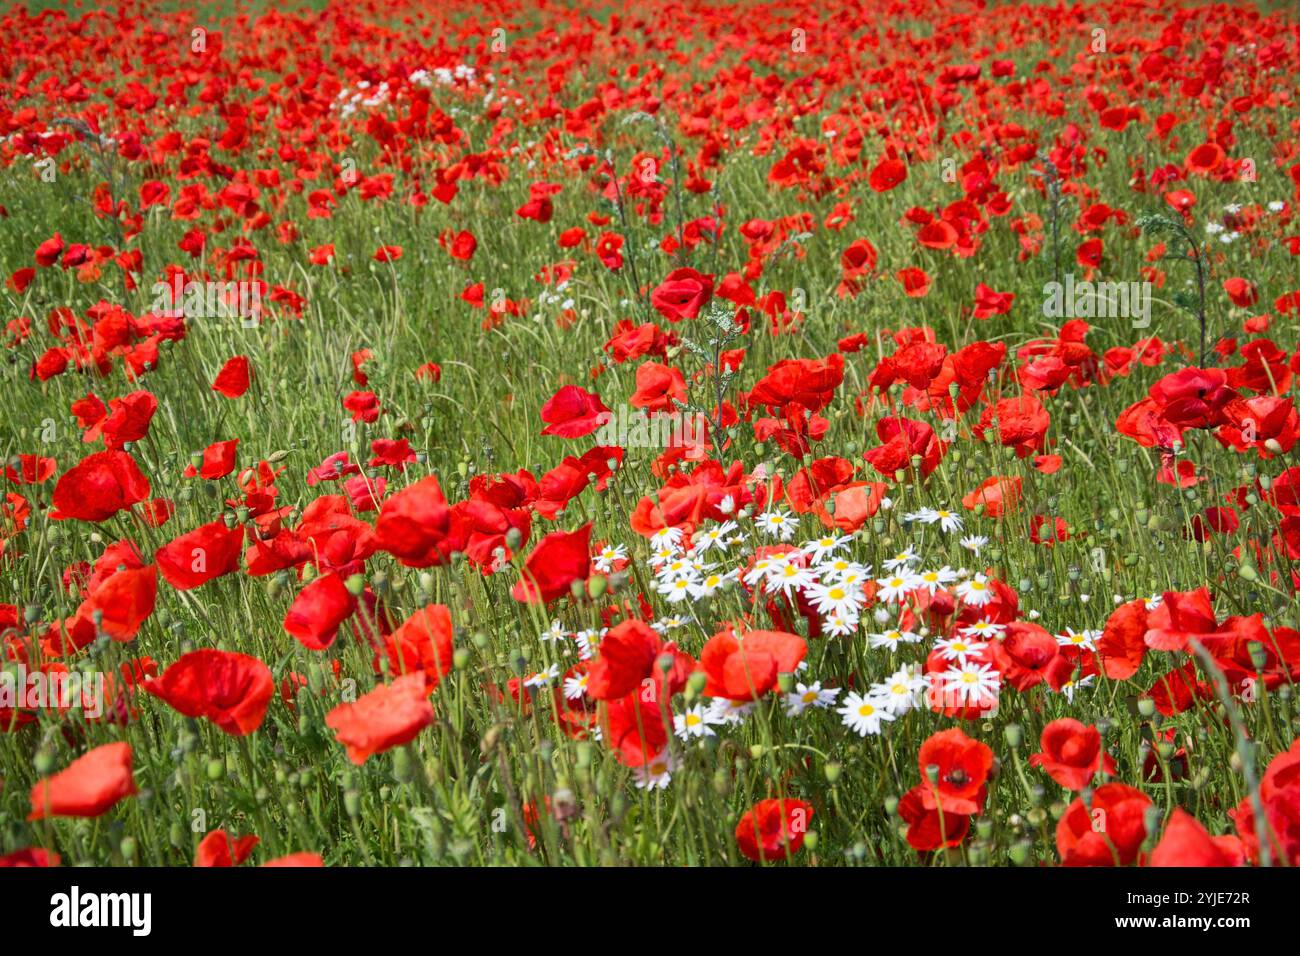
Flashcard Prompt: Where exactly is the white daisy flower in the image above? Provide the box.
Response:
[873,666,926,715]
[696,520,738,553]
[803,579,863,618]
[801,533,851,563]
[882,546,919,573]
[540,620,569,643]
[942,661,1001,703]
[837,692,896,736]
[524,663,560,689]
[961,618,1006,640]
[875,571,920,604]
[822,611,858,637]
[649,526,683,551]
[954,573,995,606]
[785,681,842,716]
[959,535,988,555]
[914,566,958,593]
[933,635,988,664]
[563,671,589,700]
[651,615,688,633]
[633,751,675,790]
[674,704,720,740]
[868,628,922,651]
[1057,627,1098,650]
[705,698,755,725]
[593,544,627,572]
[574,628,603,660]
[756,509,797,541]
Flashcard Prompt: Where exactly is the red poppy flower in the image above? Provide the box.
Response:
[1057,783,1151,866]
[699,628,806,701]
[377,604,455,690]
[600,693,670,767]
[4,454,56,484]
[261,852,324,867]
[650,267,714,322]
[1029,718,1116,791]
[629,361,688,413]
[1150,808,1243,867]
[211,355,252,398]
[375,475,460,567]
[586,618,693,701]
[735,798,814,862]
[917,728,992,814]
[283,572,357,650]
[29,741,136,820]
[183,439,238,480]
[512,523,592,603]
[51,450,151,522]
[898,784,971,851]
[326,673,435,764]
[194,829,260,867]
[540,385,611,438]
[85,563,157,640]
[143,649,274,735]
[869,156,907,192]
[0,848,59,867]
[155,520,244,590]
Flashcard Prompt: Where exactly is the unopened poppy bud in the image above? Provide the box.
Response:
[392,746,414,782]
[34,748,55,775]
[120,836,138,861]
[1003,723,1022,748]
[1137,697,1156,718]
[777,672,795,693]
[749,744,764,759]
[587,575,608,599]
[453,648,471,670]
[189,450,204,470]
[976,818,993,840]
[803,831,818,851]
[824,761,842,784]
[687,671,707,696]
[344,573,366,596]
[206,758,225,781]
[268,449,291,462]
[343,789,361,817]
[924,764,939,784]
[1247,640,1268,671]
[504,526,523,552]
[883,795,898,815]
[570,579,585,600]
[1008,842,1031,866]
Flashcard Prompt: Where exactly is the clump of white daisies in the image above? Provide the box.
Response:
[523,500,1110,789]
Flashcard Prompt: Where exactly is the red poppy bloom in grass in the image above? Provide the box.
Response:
[195,829,259,867]
[375,475,459,567]
[4,454,56,484]
[1056,782,1152,866]
[283,572,357,650]
[735,798,814,862]
[869,156,907,192]
[1150,808,1244,867]
[917,728,992,815]
[51,450,151,522]
[1029,718,1116,791]
[0,848,59,867]
[211,355,251,398]
[898,784,970,851]
[585,619,693,701]
[699,628,806,701]
[29,741,136,820]
[512,522,591,603]
[261,852,324,867]
[326,673,435,765]
[143,649,274,736]
[600,693,670,768]
[961,475,1022,516]
[629,360,687,413]
[85,563,157,640]
[540,385,611,438]
[378,604,455,690]
[154,520,244,590]
[183,439,238,480]
[649,266,713,322]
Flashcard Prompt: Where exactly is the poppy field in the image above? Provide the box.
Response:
[1,0,1299,871]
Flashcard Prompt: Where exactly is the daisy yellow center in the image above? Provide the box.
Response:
[828,587,845,600]
[685,713,701,726]
[858,703,875,716]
